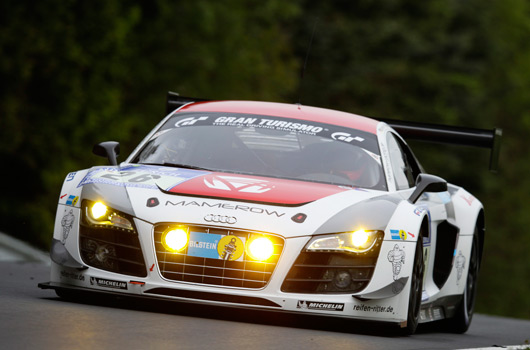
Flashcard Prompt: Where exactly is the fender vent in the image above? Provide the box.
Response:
[79,226,147,277]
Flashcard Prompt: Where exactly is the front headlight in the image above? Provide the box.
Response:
[305,230,382,253]
[246,236,275,262]
[161,227,189,252]
[82,199,134,231]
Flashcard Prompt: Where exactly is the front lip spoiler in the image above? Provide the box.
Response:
[37,281,405,327]
[144,287,281,307]
[37,281,281,309]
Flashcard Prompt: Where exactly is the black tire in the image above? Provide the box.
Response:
[401,237,424,335]
[446,226,480,333]
[55,288,76,300]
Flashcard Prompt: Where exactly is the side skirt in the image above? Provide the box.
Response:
[419,294,462,323]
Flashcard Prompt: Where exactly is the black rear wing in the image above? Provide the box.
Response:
[166,91,207,115]
[165,91,502,172]
[383,119,502,172]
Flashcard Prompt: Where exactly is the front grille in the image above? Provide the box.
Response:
[154,224,284,289]
[281,252,379,294]
[79,226,147,277]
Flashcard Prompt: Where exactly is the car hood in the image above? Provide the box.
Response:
[80,164,396,238]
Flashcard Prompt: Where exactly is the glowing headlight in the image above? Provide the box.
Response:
[162,228,189,252]
[351,230,370,247]
[91,201,108,219]
[306,230,381,253]
[246,237,274,261]
[83,200,134,231]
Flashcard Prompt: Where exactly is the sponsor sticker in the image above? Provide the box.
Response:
[388,244,406,281]
[78,165,206,190]
[353,304,394,313]
[187,232,222,259]
[90,277,127,290]
[60,209,76,244]
[175,116,209,127]
[212,116,324,135]
[413,207,423,216]
[60,270,85,281]
[331,132,364,143]
[460,193,475,206]
[297,300,344,311]
[203,175,274,193]
[66,172,76,182]
[455,251,466,285]
[390,229,412,241]
[165,200,286,217]
[217,235,245,261]
[66,195,79,206]
[187,232,245,261]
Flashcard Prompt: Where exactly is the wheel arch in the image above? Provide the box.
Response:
[420,215,429,242]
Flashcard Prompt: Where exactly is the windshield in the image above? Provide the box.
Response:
[133,112,387,190]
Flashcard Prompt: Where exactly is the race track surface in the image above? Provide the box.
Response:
[1,261,529,350]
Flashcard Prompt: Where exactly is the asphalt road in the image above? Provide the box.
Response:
[1,261,529,350]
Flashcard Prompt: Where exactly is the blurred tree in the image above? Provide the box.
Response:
[120,0,300,146]
[0,0,141,247]
[291,0,530,319]
[0,0,300,247]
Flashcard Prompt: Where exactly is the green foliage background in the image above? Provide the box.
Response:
[1,0,528,319]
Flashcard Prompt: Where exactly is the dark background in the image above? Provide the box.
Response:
[1,0,528,319]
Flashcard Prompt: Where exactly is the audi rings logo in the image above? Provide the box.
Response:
[204,214,237,225]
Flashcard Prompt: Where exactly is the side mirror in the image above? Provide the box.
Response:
[93,141,120,166]
[408,174,447,204]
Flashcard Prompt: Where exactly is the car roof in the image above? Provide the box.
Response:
[178,100,380,134]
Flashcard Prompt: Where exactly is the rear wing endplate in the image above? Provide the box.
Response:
[383,119,502,172]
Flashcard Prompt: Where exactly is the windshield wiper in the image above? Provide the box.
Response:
[140,162,213,171]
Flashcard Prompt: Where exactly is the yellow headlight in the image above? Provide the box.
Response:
[246,237,274,261]
[91,201,108,220]
[306,230,381,253]
[351,230,370,248]
[162,228,189,252]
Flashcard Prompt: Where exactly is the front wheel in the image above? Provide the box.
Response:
[446,226,480,333]
[401,237,424,335]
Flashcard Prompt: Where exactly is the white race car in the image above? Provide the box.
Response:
[39,93,501,334]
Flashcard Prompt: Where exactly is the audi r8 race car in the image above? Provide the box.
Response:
[39,92,502,335]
